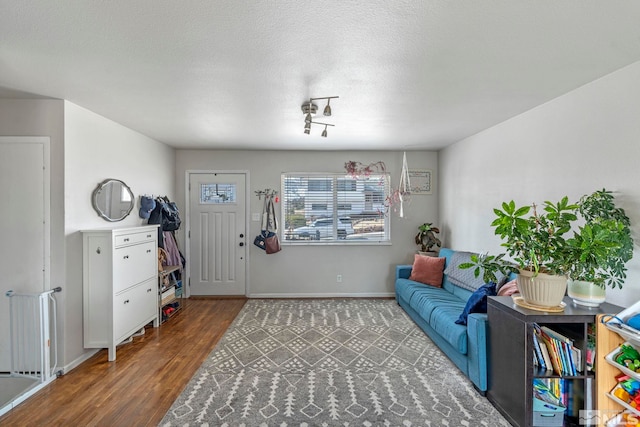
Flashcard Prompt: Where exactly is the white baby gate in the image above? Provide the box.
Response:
[1,287,62,416]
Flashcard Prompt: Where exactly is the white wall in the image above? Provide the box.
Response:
[439,60,640,308]
[64,101,175,368]
[176,150,438,297]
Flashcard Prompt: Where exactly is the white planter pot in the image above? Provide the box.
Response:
[516,270,567,308]
[418,251,438,257]
[567,279,606,308]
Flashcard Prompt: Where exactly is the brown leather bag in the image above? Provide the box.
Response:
[264,197,281,253]
[265,233,281,254]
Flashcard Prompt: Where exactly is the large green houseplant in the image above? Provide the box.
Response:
[460,196,578,307]
[490,196,577,307]
[460,189,634,308]
[565,189,633,306]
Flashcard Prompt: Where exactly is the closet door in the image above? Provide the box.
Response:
[0,137,49,371]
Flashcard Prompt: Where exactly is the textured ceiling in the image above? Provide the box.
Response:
[1,1,640,150]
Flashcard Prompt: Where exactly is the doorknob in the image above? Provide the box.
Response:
[239,233,244,238]
[239,242,244,247]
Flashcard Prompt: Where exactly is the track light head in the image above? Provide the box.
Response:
[321,125,328,137]
[323,99,331,117]
[301,101,318,116]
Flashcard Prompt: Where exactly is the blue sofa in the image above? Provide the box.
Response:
[395,247,494,393]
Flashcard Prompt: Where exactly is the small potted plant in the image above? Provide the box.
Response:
[415,223,441,256]
[565,189,634,307]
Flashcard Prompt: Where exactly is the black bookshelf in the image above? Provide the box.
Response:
[487,296,621,427]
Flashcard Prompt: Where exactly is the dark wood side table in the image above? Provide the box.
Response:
[487,296,621,427]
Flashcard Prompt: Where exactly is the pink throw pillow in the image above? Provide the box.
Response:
[409,254,445,287]
[497,279,519,296]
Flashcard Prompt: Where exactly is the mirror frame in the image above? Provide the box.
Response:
[91,178,135,222]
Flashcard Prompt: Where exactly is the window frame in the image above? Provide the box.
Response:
[281,172,391,245]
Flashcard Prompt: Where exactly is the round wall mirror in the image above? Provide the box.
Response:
[92,179,134,222]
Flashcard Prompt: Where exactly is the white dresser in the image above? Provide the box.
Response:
[82,225,159,361]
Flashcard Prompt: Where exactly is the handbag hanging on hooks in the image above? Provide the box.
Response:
[253,196,271,250]
[264,196,281,254]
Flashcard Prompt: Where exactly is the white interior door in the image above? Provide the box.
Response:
[189,173,246,296]
[0,137,49,371]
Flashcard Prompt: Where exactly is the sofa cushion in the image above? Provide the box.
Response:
[443,251,488,291]
[429,303,469,354]
[396,279,444,312]
[408,254,445,287]
[399,283,468,355]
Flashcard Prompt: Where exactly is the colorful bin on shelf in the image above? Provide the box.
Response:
[533,397,566,427]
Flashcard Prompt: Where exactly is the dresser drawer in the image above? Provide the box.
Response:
[114,279,157,341]
[113,241,156,293]
[115,230,156,247]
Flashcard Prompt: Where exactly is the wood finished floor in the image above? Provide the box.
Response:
[0,298,246,427]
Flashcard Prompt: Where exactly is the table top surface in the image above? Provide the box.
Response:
[488,295,622,321]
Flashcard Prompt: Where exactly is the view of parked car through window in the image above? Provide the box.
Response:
[282,173,390,243]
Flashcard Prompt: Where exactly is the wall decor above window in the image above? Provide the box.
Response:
[408,169,433,195]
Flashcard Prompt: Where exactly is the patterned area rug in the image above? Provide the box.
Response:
[160,299,508,426]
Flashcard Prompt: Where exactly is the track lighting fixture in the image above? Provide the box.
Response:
[301,96,338,136]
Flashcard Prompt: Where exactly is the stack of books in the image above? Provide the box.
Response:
[532,324,585,376]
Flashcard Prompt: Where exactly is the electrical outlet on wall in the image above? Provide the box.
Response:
[337,275,342,283]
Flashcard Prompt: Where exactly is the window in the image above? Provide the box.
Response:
[200,183,236,204]
[282,172,390,243]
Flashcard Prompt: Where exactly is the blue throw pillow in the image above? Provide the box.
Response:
[455,282,497,325]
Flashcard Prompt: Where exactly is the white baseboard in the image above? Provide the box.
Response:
[248,292,395,299]
[59,349,100,375]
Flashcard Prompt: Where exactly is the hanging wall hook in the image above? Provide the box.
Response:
[254,188,278,200]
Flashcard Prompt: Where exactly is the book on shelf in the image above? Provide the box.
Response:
[541,325,582,374]
[532,330,546,370]
[533,378,565,408]
[534,324,580,376]
[533,329,553,372]
[538,339,554,372]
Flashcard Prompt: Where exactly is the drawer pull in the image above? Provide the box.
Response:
[123,255,129,260]
[147,288,152,292]
[124,299,130,304]
[147,249,151,253]
[147,234,152,238]
[124,238,130,242]
[96,247,101,254]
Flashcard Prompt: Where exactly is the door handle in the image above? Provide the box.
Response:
[239,242,244,247]
[239,233,244,238]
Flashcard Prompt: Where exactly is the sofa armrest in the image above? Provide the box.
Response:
[396,265,412,280]
[466,313,489,392]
